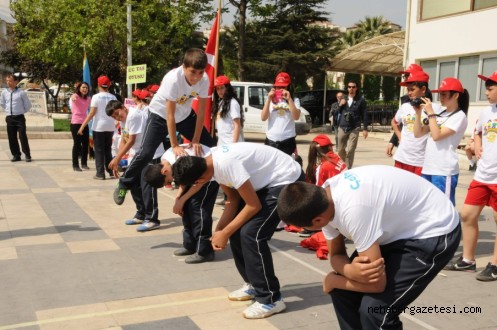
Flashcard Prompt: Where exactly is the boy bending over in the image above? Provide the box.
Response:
[278,165,460,329]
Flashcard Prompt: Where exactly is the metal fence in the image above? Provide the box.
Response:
[366,103,397,131]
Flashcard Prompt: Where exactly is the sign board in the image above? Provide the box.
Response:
[0,89,48,116]
[27,91,48,116]
[126,64,147,84]
[124,98,137,110]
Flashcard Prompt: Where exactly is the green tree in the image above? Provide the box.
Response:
[2,0,210,104]
[338,16,396,102]
[224,0,338,88]
[355,16,393,40]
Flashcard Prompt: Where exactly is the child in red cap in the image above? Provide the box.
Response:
[413,77,469,205]
[299,134,346,237]
[445,70,497,281]
[261,72,301,155]
[213,75,244,145]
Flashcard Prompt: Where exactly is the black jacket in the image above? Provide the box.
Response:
[338,95,369,132]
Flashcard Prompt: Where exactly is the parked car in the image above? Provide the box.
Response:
[231,81,312,135]
[295,89,345,125]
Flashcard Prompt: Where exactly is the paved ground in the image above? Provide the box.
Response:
[0,132,496,330]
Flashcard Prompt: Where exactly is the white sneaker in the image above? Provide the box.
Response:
[228,283,256,301]
[243,300,286,319]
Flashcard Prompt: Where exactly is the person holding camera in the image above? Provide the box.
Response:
[391,71,440,175]
[336,81,369,169]
[261,72,301,156]
[413,77,469,205]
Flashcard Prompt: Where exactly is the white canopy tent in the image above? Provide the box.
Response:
[330,31,405,76]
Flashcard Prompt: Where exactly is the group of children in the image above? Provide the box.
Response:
[87,48,497,326]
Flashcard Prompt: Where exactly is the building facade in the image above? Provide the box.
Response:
[405,0,497,132]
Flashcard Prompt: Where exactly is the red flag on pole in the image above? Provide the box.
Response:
[203,11,219,133]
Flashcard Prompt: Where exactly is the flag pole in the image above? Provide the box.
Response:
[211,2,221,136]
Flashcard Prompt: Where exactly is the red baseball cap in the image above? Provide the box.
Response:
[312,134,333,147]
[138,90,150,100]
[215,75,230,87]
[132,89,142,98]
[274,72,291,87]
[148,84,160,93]
[478,70,497,83]
[97,75,111,88]
[431,77,464,93]
[400,71,430,86]
[399,64,423,75]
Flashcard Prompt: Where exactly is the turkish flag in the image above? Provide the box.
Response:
[192,12,218,133]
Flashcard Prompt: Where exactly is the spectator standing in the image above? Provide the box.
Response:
[78,75,117,180]
[391,71,439,175]
[261,72,301,155]
[413,78,469,205]
[329,92,344,146]
[336,81,369,169]
[1,73,32,162]
[70,82,91,171]
[213,75,244,145]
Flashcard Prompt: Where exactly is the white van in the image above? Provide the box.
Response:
[231,81,312,135]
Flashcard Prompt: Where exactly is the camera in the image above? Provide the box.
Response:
[343,112,352,123]
[410,97,424,107]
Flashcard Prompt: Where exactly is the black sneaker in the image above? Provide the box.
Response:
[174,247,195,256]
[185,252,215,264]
[113,183,127,205]
[444,256,476,271]
[476,263,497,281]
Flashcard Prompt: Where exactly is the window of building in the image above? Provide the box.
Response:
[458,56,479,101]
[421,0,497,20]
[420,54,497,102]
[479,56,497,100]
[421,0,471,20]
[474,0,497,10]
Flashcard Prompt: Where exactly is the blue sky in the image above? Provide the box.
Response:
[210,0,407,29]
[327,0,407,27]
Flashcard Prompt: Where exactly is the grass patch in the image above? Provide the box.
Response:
[53,118,71,132]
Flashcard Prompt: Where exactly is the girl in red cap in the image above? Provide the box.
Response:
[213,75,244,145]
[413,77,469,205]
[299,134,346,237]
[261,72,301,155]
[306,134,346,186]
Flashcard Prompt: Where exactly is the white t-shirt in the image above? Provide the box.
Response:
[148,67,209,122]
[422,109,467,175]
[123,107,164,161]
[393,103,442,167]
[161,143,211,165]
[90,92,117,132]
[212,142,302,190]
[216,99,244,145]
[474,105,497,184]
[322,165,459,252]
[266,98,300,142]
